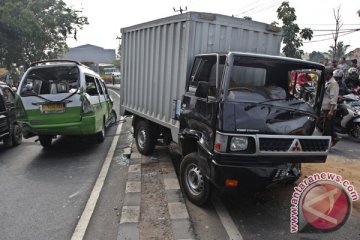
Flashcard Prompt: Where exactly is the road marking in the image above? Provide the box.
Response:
[212,195,244,240]
[71,122,123,240]
[109,88,120,98]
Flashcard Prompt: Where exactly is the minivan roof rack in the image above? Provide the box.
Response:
[29,59,82,67]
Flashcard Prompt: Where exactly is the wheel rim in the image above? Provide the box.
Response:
[351,124,360,139]
[185,163,204,196]
[137,129,146,149]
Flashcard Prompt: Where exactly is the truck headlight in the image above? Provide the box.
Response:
[230,137,248,151]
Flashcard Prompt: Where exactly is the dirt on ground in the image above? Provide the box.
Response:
[139,161,173,240]
[300,155,360,211]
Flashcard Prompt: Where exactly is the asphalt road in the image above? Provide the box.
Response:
[0,89,121,240]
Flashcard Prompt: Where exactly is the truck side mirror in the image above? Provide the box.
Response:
[195,81,209,98]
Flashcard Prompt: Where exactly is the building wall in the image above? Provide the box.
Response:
[347,48,360,62]
[61,44,116,64]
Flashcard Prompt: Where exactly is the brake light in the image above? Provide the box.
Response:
[82,94,94,114]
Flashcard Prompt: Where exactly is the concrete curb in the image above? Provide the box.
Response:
[117,148,141,240]
[117,144,195,240]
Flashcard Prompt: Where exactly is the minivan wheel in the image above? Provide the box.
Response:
[39,135,52,148]
[180,153,211,206]
[135,120,156,155]
[96,120,105,143]
[110,110,117,125]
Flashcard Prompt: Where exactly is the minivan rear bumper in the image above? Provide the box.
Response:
[20,115,97,137]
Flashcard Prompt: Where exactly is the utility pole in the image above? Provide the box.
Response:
[173,6,187,14]
[332,6,342,61]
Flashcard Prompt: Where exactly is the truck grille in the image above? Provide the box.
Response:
[299,139,330,152]
[259,138,292,151]
[259,137,330,152]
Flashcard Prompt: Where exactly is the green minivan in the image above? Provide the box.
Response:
[17,60,117,148]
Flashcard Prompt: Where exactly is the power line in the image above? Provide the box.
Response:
[248,0,283,16]
[240,0,271,15]
[300,24,360,26]
[312,29,360,37]
[312,28,360,32]
[303,29,359,43]
[241,0,282,15]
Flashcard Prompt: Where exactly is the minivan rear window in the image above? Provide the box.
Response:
[20,66,80,96]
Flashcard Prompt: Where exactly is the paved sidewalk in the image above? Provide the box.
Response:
[116,121,195,240]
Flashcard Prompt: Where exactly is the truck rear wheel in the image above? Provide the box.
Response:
[135,120,156,155]
[180,152,211,206]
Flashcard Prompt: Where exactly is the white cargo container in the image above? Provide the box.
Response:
[120,12,282,141]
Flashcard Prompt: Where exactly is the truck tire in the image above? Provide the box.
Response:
[39,135,52,148]
[135,120,156,155]
[180,152,211,206]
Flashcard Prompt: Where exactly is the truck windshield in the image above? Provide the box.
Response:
[227,63,287,102]
[225,55,322,104]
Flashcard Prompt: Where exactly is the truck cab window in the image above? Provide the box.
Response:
[229,66,266,88]
[188,56,222,97]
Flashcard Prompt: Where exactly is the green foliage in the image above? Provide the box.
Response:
[309,51,325,63]
[276,1,313,59]
[326,41,350,60]
[0,0,88,68]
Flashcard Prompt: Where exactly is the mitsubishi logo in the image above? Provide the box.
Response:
[289,139,302,152]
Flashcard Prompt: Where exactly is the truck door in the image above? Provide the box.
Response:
[180,54,225,151]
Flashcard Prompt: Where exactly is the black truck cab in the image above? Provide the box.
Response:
[178,52,330,205]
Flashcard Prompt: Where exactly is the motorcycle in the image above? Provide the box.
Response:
[317,93,360,141]
[295,81,316,106]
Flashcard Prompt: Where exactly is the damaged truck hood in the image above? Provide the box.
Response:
[219,99,317,135]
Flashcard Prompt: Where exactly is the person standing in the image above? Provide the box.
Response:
[350,59,359,71]
[321,67,340,146]
[337,56,348,72]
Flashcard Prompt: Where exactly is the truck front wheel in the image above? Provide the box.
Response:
[180,152,211,206]
[135,120,156,155]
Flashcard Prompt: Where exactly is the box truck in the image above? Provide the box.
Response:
[120,12,331,205]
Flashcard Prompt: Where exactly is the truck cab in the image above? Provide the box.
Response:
[177,52,330,205]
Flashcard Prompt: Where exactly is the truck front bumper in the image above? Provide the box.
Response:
[209,157,301,188]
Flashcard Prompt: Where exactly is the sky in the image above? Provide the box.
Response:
[64,0,360,55]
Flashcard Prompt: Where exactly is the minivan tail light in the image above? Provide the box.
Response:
[214,133,228,152]
[82,94,94,114]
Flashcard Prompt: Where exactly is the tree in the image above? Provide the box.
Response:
[276,1,313,58]
[326,41,350,60]
[0,0,88,68]
[309,51,325,63]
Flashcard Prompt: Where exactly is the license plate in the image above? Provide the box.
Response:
[40,103,65,114]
